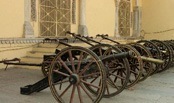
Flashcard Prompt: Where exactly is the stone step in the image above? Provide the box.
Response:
[32,47,58,53]
[38,43,66,48]
[14,65,41,70]
[16,42,92,70]
[20,57,43,64]
[26,51,55,58]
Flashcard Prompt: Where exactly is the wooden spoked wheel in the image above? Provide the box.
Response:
[48,46,106,103]
[42,56,55,77]
[151,40,173,72]
[164,41,174,66]
[89,44,130,98]
[116,44,143,88]
[130,43,153,82]
[137,40,162,75]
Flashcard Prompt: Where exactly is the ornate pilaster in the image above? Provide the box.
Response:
[31,0,37,21]
[114,0,120,38]
[72,0,76,24]
[24,0,34,38]
[78,0,88,36]
[132,0,142,37]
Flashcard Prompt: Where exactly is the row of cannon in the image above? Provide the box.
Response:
[38,32,174,103]
[1,32,174,103]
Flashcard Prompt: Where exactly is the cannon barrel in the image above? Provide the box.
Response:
[137,56,164,64]
[101,51,133,61]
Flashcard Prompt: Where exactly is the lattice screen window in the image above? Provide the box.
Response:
[40,0,70,37]
[31,0,37,21]
[118,0,131,37]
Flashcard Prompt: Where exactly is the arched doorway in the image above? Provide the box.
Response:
[39,0,71,37]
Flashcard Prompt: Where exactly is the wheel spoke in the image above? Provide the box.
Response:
[109,72,126,80]
[90,76,99,83]
[53,70,70,77]
[99,47,103,56]
[53,79,69,85]
[68,50,76,73]
[130,70,139,75]
[60,83,72,97]
[77,52,84,73]
[79,60,94,75]
[80,83,94,101]
[104,48,112,55]
[80,72,100,78]
[114,70,119,82]
[105,82,110,94]
[107,77,119,90]
[58,57,73,74]
[77,85,83,103]
[81,79,100,89]
[70,85,76,103]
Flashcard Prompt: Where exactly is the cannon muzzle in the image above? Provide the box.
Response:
[139,56,164,64]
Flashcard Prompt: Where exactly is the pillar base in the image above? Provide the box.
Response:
[24,21,35,38]
[78,25,88,36]
[132,6,142,37]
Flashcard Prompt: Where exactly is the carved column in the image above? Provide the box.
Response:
[78,0,88,36]
[114,0,120,38]
[72,0,76,24]
[132,0,142,37]
[24,0,34,38]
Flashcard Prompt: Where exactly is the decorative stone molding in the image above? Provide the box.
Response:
[78,0,88,36]
[24,21,34,38]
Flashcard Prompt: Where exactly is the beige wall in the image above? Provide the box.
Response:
[0,0,24,38]
[86,0,115,37]
[71,0,116,37]
[142,0,174,40]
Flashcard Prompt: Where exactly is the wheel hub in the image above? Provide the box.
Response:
[69,74,80,84]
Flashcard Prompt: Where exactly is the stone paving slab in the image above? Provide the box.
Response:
[0,67,174,103]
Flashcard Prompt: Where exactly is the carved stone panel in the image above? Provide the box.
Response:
[118,0,131,37]
[31,0,37,21]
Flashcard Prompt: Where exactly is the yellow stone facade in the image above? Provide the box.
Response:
[0,0,174,68]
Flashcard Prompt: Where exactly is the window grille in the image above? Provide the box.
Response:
[39,0,71,36]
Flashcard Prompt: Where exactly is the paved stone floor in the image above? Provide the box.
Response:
[0,67,174,103]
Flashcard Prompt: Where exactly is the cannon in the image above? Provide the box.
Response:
[95,34,164,83]
[17,36,138,103]
[66,31,131,97]
[137,40,172,73]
